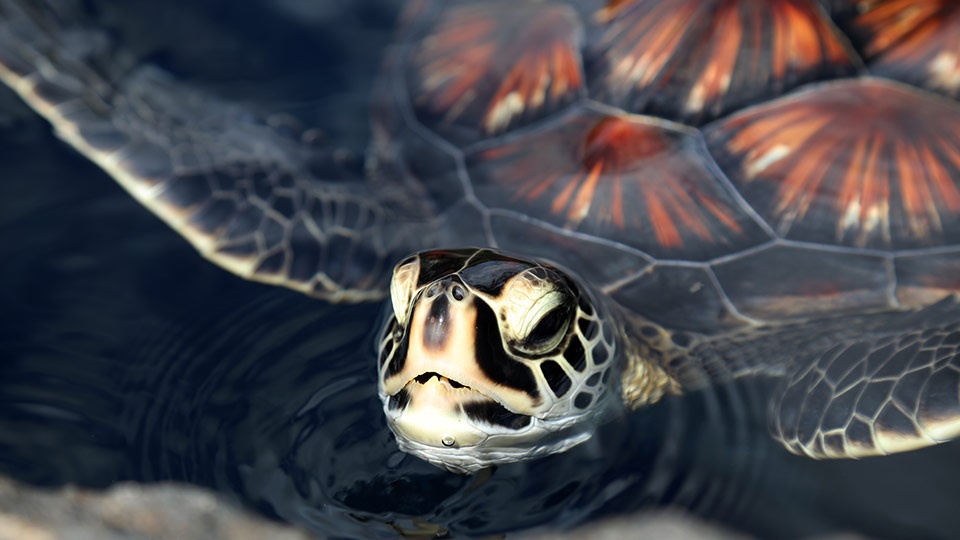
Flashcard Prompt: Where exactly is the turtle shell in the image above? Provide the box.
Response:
[372,0,960,333]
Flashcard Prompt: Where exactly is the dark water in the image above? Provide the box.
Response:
[2,2,960,538]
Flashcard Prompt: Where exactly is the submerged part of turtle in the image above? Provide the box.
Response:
[2,0,960,474]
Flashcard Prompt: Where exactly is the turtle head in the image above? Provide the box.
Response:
[378,248,616,474]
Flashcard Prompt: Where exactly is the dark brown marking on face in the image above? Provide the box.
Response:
[474,298,539,397]
[578,294,594,316]
[416,250,473,286]
[379,323,396,368]
[671,332,692,348]
[423,294,451,351]
[574,392,593,410]
[385,322,409,379]
[593,343,610,366]
[540,360,572,398]
[388,388,411,411]
[396,255,417,268]
[463,401,532,430]
[578,316,599,340]
[592,343,609,365]
[564,338,587,372]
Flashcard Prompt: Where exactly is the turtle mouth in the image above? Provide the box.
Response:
[413,372,470,389]
[391,371,533,431]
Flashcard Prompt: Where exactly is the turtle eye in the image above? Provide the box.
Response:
[512,290,572,354]
[390,256,420,326]
[525,305,571,346]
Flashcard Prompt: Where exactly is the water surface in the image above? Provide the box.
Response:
[1,2,959,538]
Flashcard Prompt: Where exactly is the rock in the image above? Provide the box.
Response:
[0,476,312,540]
[521,512,751,540]
[524,513,866,540]
[0,474,871,540]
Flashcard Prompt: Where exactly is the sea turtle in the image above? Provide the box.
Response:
[2,0,960,475]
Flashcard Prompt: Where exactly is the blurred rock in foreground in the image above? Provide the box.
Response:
[0,476,310,540]
[521,512,751,540]
[0,474,828,540]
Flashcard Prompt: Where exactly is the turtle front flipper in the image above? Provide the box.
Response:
[0,0,431,303]
[770,297,960,459]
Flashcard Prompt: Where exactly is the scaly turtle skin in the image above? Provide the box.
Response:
[2,0,960,474]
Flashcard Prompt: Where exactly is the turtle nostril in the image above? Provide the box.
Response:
[451,284,466,301]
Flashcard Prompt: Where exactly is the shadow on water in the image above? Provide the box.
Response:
[2,1,960,539]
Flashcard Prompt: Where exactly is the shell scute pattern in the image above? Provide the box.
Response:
[832,0,960,98]
[378,0,960,328]
[895,251,960,306]
[466,106,770,260]
[705,78,960,250]
[405,0,585,141]
[588,0,859,123]
[711,245,893,321]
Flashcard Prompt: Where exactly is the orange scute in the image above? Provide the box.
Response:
[466,110,758,259]
[591,0,855,122]
[581,116,670,172]
[708,78,960,249]
[410,1,583,136]
[847,0,960,97]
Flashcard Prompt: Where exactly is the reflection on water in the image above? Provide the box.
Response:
[2,1,960,539]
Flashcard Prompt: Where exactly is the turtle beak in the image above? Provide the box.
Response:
[386,375,491,448]
[381,278,536,447]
